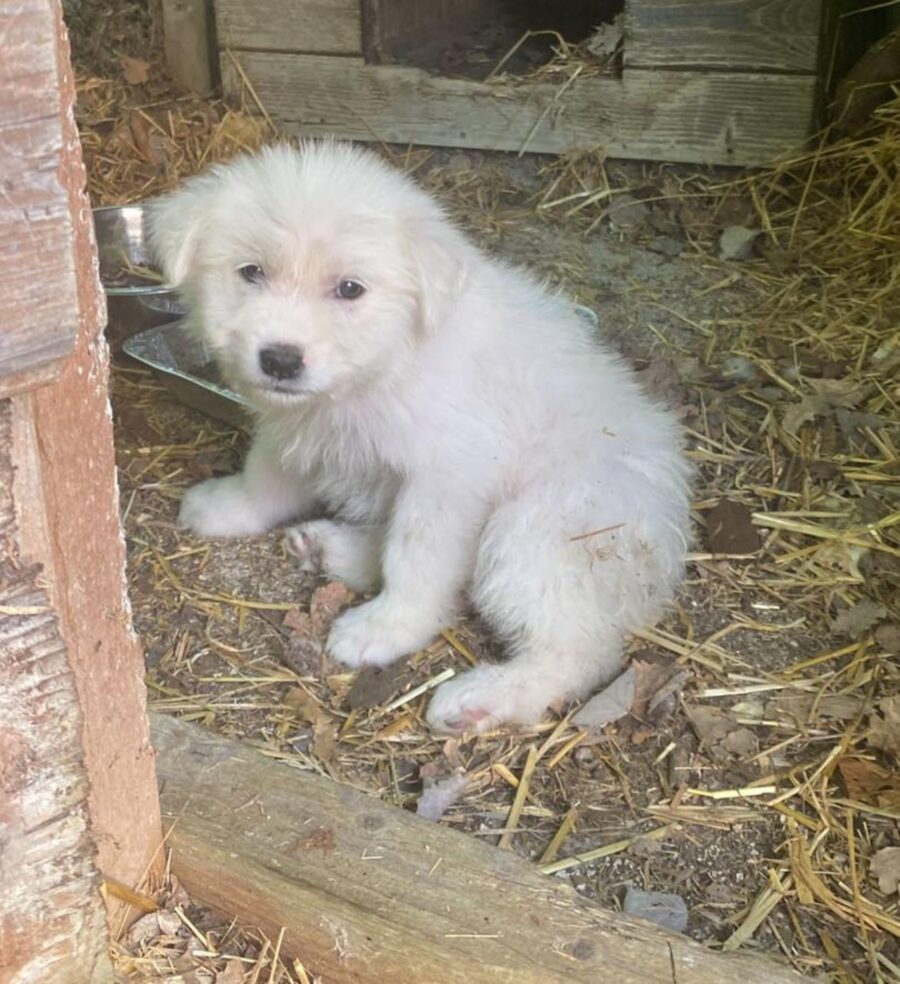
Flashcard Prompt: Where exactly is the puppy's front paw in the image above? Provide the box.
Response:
[326,598,438,668]
[178,476,269,538]
[426,664,552,734]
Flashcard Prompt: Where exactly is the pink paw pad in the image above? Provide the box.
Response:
[283,527,322,571]
[442,707,493,733]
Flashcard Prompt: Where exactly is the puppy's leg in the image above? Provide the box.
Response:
[326,480,482,668]
[427,492,642,733]
[284,520,383,593]
[426,629,622,734]
[179,436,314,537]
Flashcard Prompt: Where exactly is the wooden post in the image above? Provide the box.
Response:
[154,714,807,984]
[0,1,163,975]
[161,0,215,95]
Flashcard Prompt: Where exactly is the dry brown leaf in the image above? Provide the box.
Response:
[442,736,464,770]
[312,720,338,763]
[868,695,900,761]
[783,396,829,436]
[838,756,900,809]
[722,727,759,757]
[310,581,354,633]
[687,704,733,743]
[831,598,888,639]
[703,499,761,555]
[346,661,412,710]
[127,912,164,947]
[572,665,635,731]
[632,658,688,724]
[808,377,869,407]
[784,377,870,437]
[281,632,322,676]
[282,607,311,633]
[766,692,863,726]
[215,961,245,984]
[120,55,151,85]
[687,704,759,761]
[283,687,328,726]
[128,111,156,164]
[875,622,900,652]
[635,356,686,408]
[419,761,443,782]
[870,846,900,895]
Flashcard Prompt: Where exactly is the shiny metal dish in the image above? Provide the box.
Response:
[93,205,185,343]
[123,319,249,430]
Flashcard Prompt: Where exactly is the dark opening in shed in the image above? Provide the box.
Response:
[363,0,624,81]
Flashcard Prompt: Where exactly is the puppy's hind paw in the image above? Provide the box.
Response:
[426,664,552,735]
[284,519,382,592]
[283,522,325,574]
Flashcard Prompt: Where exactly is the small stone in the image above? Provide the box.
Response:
[875,623,900,652]
[623,886,688,933]
[718,225,761,261]
[648,235,683,258]
[607,194,649,231]
[572,666,636,731]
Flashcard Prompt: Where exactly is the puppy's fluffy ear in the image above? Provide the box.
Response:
[407,215,468,333]
[147,181,210,287]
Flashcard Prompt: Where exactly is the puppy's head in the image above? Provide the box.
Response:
[149,142,468,407]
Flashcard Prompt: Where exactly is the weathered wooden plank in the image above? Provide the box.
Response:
[220,52,816,165]
[625,0,823,73]
[215,0,362,54]
[162,0,215,95]
[0,0,79,390]
[5,0,164,928]
[0,398,114,983]
[154,714,806,984]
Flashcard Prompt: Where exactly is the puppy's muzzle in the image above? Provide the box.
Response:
[259,343,304,381]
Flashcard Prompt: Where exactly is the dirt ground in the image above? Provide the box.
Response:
[67,2,899,981]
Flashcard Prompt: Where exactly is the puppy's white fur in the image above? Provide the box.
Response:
[150,142,691,733]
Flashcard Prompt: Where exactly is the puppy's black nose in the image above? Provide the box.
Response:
[259,344,304,380]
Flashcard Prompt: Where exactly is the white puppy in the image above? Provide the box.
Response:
[150,142,691,733]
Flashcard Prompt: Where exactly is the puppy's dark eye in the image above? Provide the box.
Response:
[239,264,266,285]
[336,279,365,300]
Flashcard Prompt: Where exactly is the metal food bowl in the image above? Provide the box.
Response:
[123,319,250,430]
[93,204,186,344]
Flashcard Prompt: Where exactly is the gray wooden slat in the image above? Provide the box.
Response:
[625,0,823,73]
[215,0,362,54]
[220,52,817,166]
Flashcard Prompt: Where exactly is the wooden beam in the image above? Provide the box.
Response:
[5,0,163,928]
[216,0,362,54]
[0,0,79,391]
[154,714,806,984]
[0,403,113,982]
[220,52,816,165]
[624,0,824,74]
[162,0,215,95]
